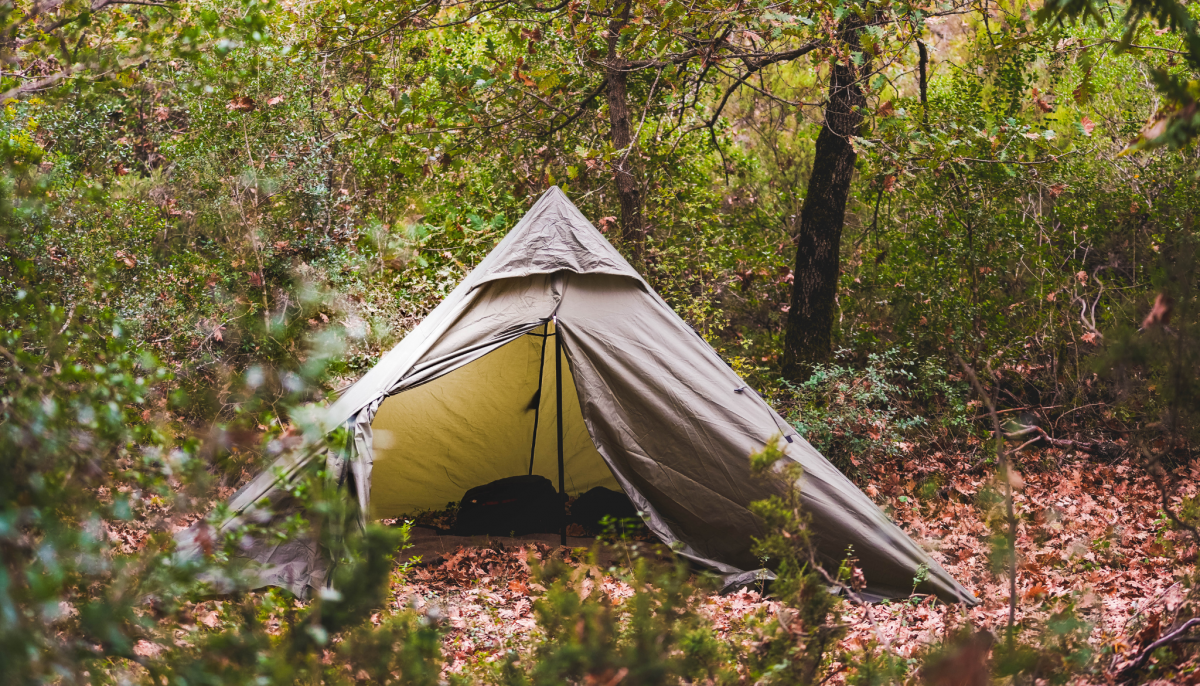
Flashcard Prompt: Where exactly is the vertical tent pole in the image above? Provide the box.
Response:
[527,324,549,476]
[555,317,566,546]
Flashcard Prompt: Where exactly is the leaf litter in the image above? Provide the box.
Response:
[371,448,1197,681]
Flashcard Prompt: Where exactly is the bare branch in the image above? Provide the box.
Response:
[1114,618,1200,680]
[0,73,70,104]
[702,41,821,131]
[541,80,607,137]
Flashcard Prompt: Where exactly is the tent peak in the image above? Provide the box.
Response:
[468,186,643,290]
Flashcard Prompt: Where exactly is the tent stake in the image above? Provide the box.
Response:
[527,324,549,476]
[555,318,566,546]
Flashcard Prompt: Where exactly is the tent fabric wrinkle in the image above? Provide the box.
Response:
[470,191,641,289]
[179,185,977,606]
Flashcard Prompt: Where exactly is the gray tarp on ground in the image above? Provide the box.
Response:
[180,187,977,604]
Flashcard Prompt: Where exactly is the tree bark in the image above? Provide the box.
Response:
[782,19,868,382]
[604,1,645,259]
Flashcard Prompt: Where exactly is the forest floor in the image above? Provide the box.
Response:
[376,448,1199,682]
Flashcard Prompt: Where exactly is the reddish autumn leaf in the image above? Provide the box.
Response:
[1080,115,1095,135]
[1142,292,1173,329]
[1023,583,1048,601]
[922,630,993,686]
[513,69,536,88]
[596,216,617,233]
[226,96,256,112]
[193,523,214,556]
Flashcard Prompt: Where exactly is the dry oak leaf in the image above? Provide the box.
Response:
[596,216,617,233]
[227,96,255,112]
[921,629,993,686]
[513,69,536,88]
[1142,292,1173,329]
[133,640,164,658]
[1080,115,1096,135]
[113,250,137,269]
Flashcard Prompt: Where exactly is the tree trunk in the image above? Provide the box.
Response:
[782,19,868,382]
[604,2,645,259]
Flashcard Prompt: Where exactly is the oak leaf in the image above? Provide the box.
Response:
[1142,292,1172,329]
[226,96,256,112]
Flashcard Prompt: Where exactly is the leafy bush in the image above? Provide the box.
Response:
[748,438,847,685]
[499,554,734,686]
[783,350,973,470]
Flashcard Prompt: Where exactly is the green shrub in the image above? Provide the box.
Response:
[783,350,972,470]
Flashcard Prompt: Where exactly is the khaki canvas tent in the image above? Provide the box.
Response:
[182,186,976,605]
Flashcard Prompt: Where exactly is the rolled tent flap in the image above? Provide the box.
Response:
[177,186,977,605]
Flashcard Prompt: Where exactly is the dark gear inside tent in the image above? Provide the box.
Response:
[178,187,978,606]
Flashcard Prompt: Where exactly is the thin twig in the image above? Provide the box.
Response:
[1009,436,1043,454]
[56,304,76,336]
[1124,581,1181,629]
[955,353,1018,646]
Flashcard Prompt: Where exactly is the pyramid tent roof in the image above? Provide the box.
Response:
[183,187,975,605]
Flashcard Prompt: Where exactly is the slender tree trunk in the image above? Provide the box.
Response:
[604,2,645,258]
[782,18,868,382]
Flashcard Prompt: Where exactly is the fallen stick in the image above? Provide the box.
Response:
[1004,424,1120,457]
[1114,618,1200,681]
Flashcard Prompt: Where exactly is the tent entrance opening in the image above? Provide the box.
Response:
[367,321,618,528]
